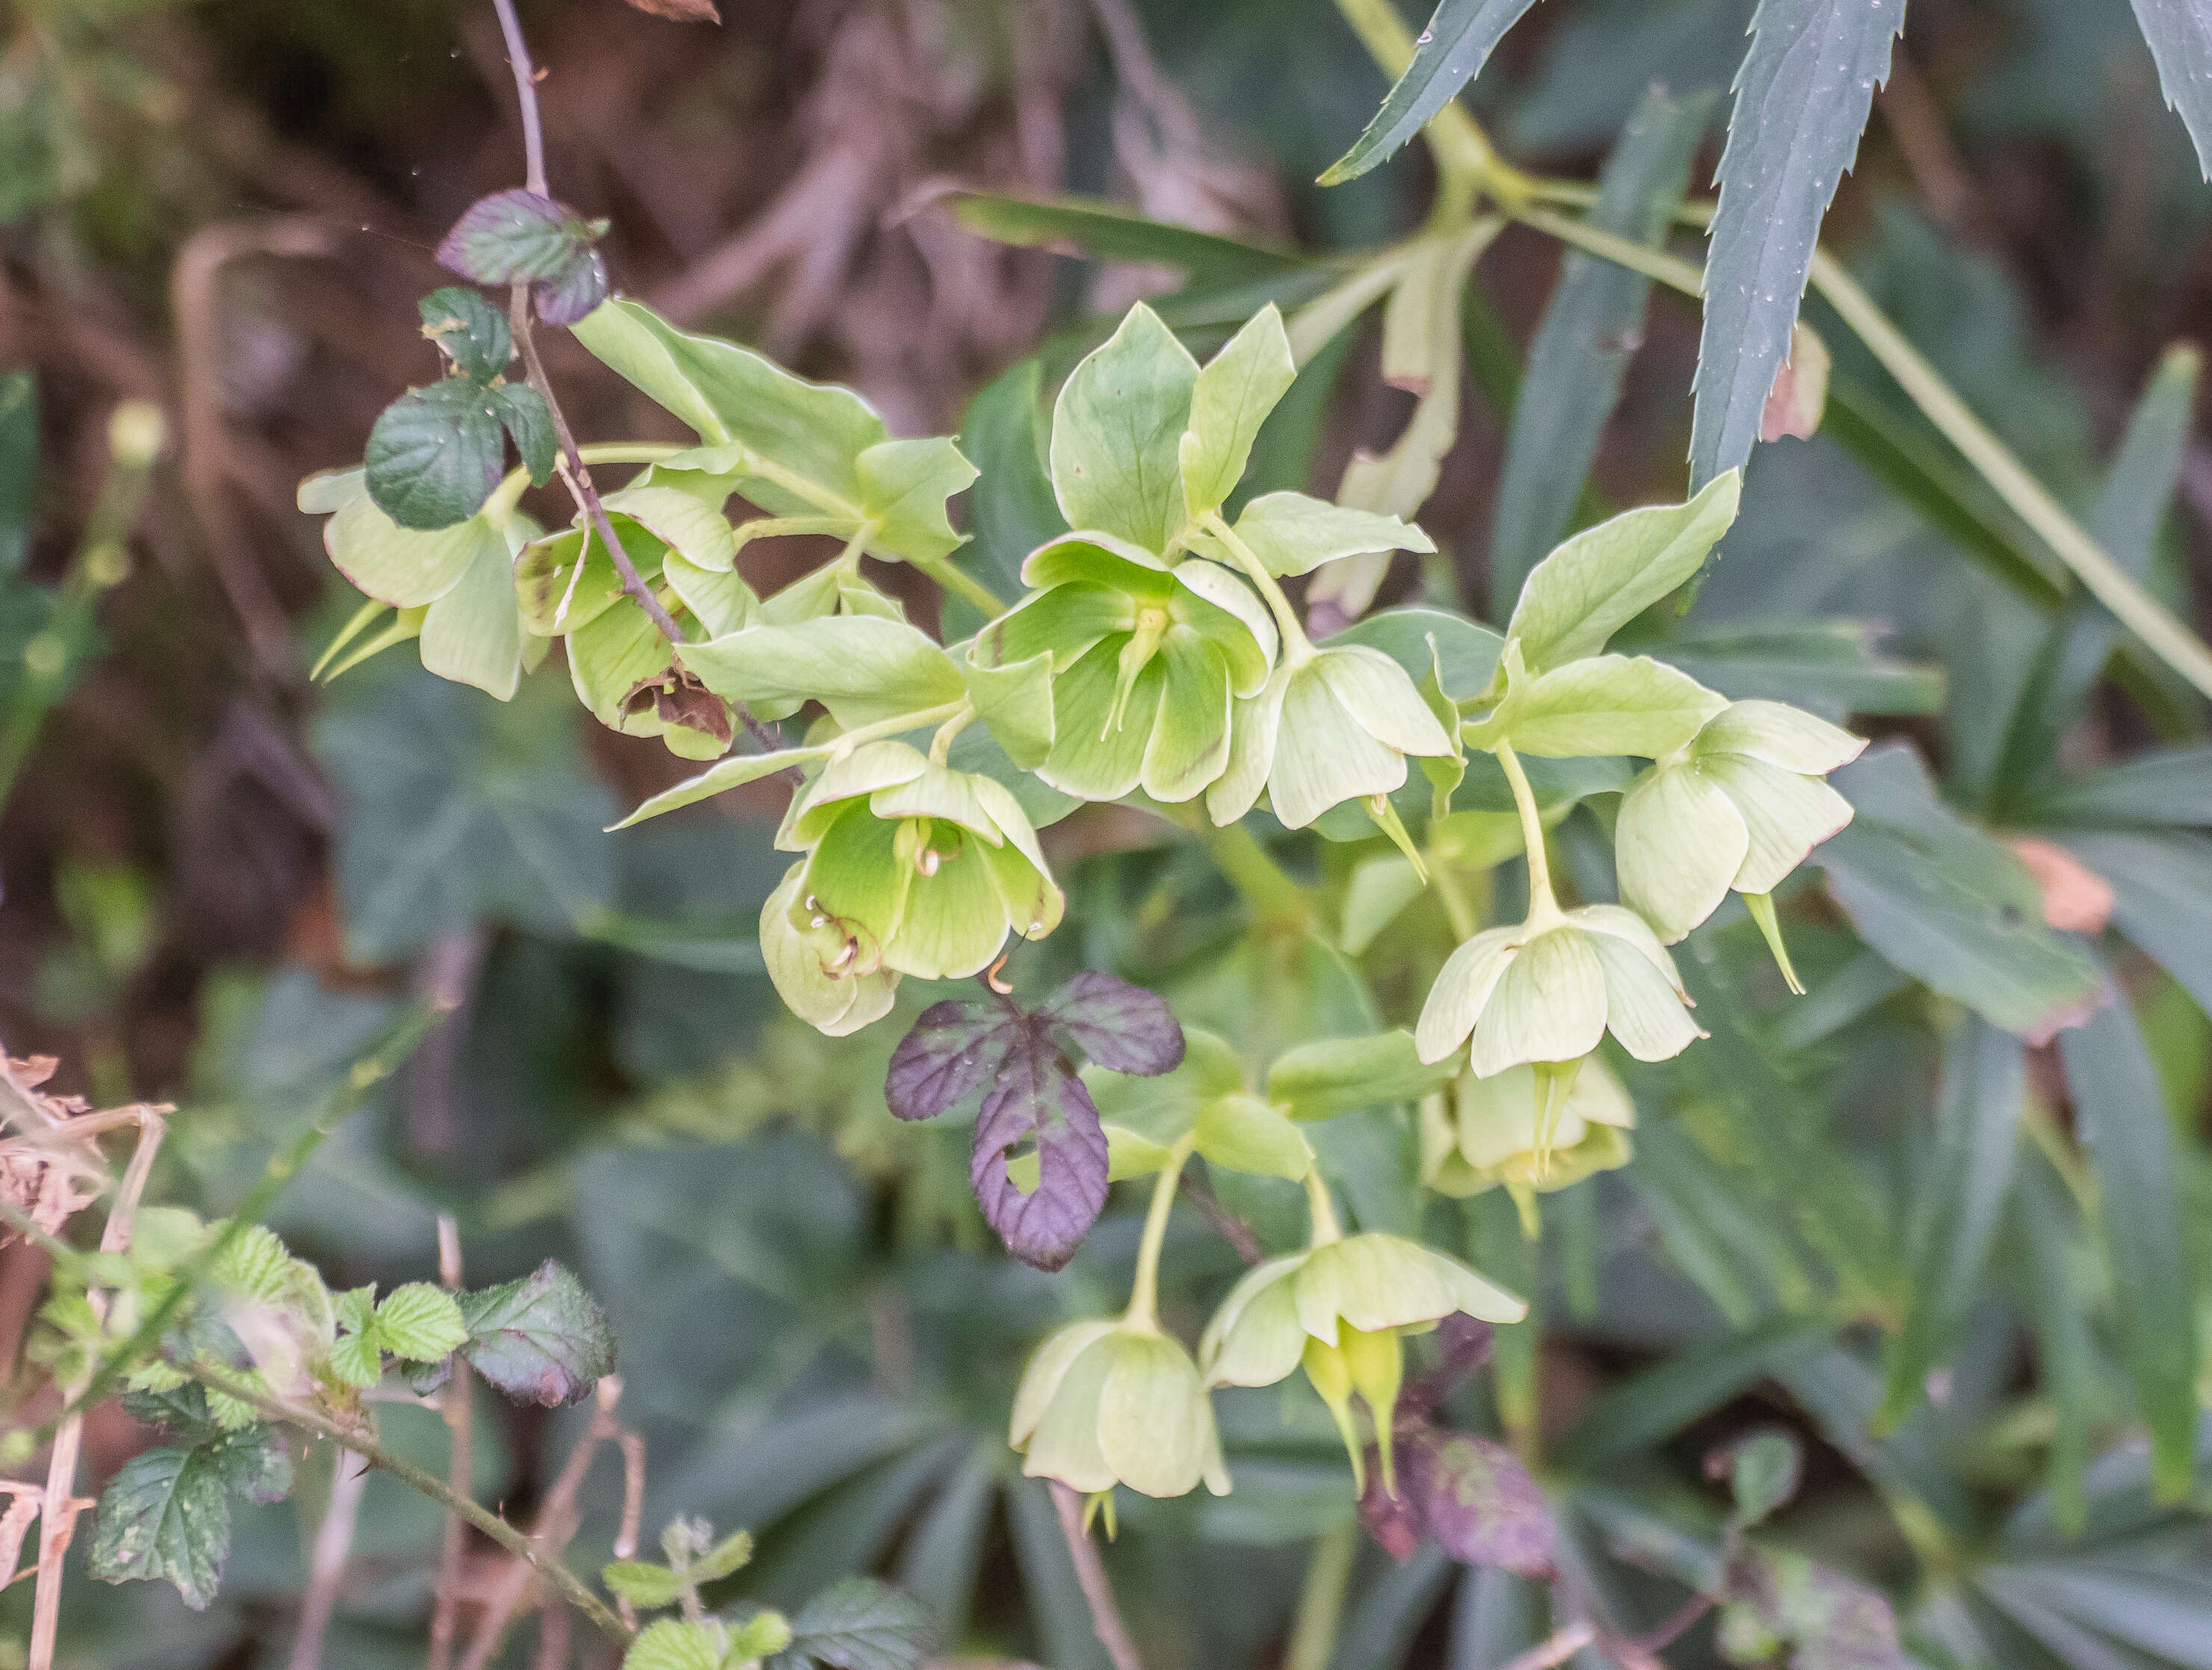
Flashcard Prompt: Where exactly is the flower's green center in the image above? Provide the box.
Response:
[894,816,962,878]
[1104,606,1172,738]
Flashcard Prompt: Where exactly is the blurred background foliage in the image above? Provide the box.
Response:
[3,0,2212,1667]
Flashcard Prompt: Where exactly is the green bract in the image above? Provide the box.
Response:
[1420,1055,1637,1198]
[1010,1318,1230,1500]
[1199,1233,1524,1493]
[980,534,1273,801]
[1615,699,1864,946]
[1414,904,1701,1072]
[771,741,1062,987]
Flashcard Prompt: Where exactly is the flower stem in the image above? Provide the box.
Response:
[916,552,1008,618]
[1491,740,1557,917]
[927,703,976,764]
[831,698,970,757]
[1283,1519,1358,1670]
[1200,510,1313,661]
[1124,1133,1199,1333]
[1303,1166,1344,1248]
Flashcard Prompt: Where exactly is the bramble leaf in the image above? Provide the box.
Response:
[457,1260,616,1407]
[491,382,557,487]
[622,1619,727,1670]
[603,1560,688,1609]
[90,1447,232,1609]
[437,188,610,325]
[419,286,511,383]
[375,1282,468,1362]
[778,1576,935,1670]
[365,380,508,531]
[1035,970,1184,1077]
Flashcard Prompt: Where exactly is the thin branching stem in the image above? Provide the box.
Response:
[1049,1479,1147,1670]
[427,1215,473,1670]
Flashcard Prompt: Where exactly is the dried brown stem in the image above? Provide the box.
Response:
[1047,1480,1145,1670]
[1178,1168,1261,1266]
[286,1447,369,1670]
[1497,1621,1596,1670]
[429,1215,475,1670]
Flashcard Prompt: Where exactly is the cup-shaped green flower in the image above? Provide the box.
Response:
[1205,643,1458,832]
[759,862,901,1038]
[1199,1228,1524,1494]
[1414,903,1702,1073]
[771,741,1063,988]
[979,534,1275,803]
[1420,1056,1636,1210]
[1010,1317,1230,1500]
[1614,700,1862,991]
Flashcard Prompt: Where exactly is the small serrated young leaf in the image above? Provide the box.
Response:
[327,1327,385,1390]
[885,1001,1020,1121]
[458,1260,617,1407]
[419,286,512,383]
[438,188,594,285]
[603,1559,688,1609]
[1710,1428,1802,1527]
[785,1577,934,1670]
[366,380,508,531]
[727,1610,795,1662]
[689,1526,755,1584]
[211,1224,298,1305]
[376,1282,469,1363]
[1035,970,1184,1077]
[622,1618,728,1670]
[493,383,558,486]
[90,1446,231,1610]
[969,1046,1109,1272]
[121,1382,220,1445]
[334,1285,377,1337]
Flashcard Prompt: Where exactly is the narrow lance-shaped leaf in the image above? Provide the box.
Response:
[2057,976,2199,1501]
[2131,0,2212,179]
[1691,0,1906,488]
[1319,0,1545,185]
[1491,84,1713,617]
[1876,1016,2023,1429]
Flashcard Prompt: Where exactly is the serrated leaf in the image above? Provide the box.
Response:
[690,1526,755,1584]
[969,1045,1109,1272]
[623,1618,727,1670]
[2057,982,2199,1501]
[1691,0,1905,487]
[1049,303,1198,552]
[1506,472,1741,672]
[857,436,979,564]
[327,1327,384,1389]
[375,1281,468,1362]
[90,1446,231,1610]
[603,1560,688,1609]
[885,1001,1019,1122]
[783,1577,934,1670]
[1035,970,1185,1077]
[419,286,511,383]
[437,188,609,324]
[1320,0,1544,185]
[457,1259,616,1407]
[493,382,557,486]
[2131,0,2212,179]
[208,1425,293,1506]
[1490,84,1713,616]
[366,380,508,531]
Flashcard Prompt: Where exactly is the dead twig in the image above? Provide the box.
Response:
[1047,1480,1145,1670]
[286,1446,369,1670]
[428,1214,475,1670]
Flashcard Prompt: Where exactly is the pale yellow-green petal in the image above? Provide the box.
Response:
[1615,761,1749,943]
[1414,925,1524,1064]
[1011,1318,1122,1446]
[1267,662,1405,830]
[1694,698,1864,774]
[1590,933,1703,1062]
[1206,665,1287,825]
[1311,644,1454,757]
[869,761,1001,842]
[1020,1334,1120,1493]
[1200,1256,1305,1385]
[1704,755,1855,893]
[1040,634,1163,801]
[887,842,1009,981]
[1140,627,1233,802]
[1468,926,1606,1076]
[1097,1332,1212,1498]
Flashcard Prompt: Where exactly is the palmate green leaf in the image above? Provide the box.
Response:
[1319,0,1543,185]
[376,1281,467,1361]
[1506,472,1741,673]
[2058,979,2200,1501]
[1472,651,1728,759]
[1491,84,1713,617]
[1691,0,1904,487]
[1815,745,2101,1041]
[1049,303,1198,552]
[458,1258,616,1407]
[681,616,965,729]
[773,1575,934,1670]
[1180,304,1296,519]
[365,379,509,531]
[1877,1017,2024,1430]
[1203,492,1434,578]
[2131,0,2212,178]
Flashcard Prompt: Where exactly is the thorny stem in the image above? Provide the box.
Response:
[428,1215,473,1670]
[1123,1133,1199,1333]
[1491,740,1558,919]
[1049,1480,1147,1670]
[1201,510,1311,660]
[188,1362,629,1643]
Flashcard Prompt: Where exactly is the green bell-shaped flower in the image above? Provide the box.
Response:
[1199,1232,1524,1494]
[1420,1055,1636,1206]
[1415,904,1702,1073]
[1205,643,1458,831]
[1010,1317,1230,1500]
[772,741,1063,988]
[979,534,1276,802]
[759,862,901,1038]
[1614,700,1862,990]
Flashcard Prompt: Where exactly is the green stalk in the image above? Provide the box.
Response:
[481,442,685,526]
[1124,1133,1199,1333]
[1491,740,1559,920]
[1326,0,1527,203]
[1303,1166,1345,1248]
[915,551,1007,619]
[1198,821,1314,929]
[827,697,971,756]
[1201,510,1313,662]
[1284,1520,1358,1670]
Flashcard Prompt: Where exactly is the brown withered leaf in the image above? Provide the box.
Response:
[622,671,734,750]
[619,0,720,21]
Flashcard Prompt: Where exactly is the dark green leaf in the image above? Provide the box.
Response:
[1878,1017,2024,1429]
[2131,0,2212,178]
[419,286,511,383]
[0,369,34,576]
[120,1381,220,1444]
[1692,0,1906,487]
[458,1258,617,1407]
[1817,745,2101,1041]
[1319,0,1543,185]
[2057,981,2199,1500]
[1491,84,1712,616]
[208,1423,294,1506]
[780,1576,934,1670]
[958,358,1068,601]
[2025,740,2212,829]
[1657,620,1942,720]
[1332,1544,1455,1670]
[493,382,557,486]
[89,1446,232,1609]
[1326,606,1503,701]
[2003,1156,2098,1536]
[365,380,507,531]
[1561,1319,1831,1467]
[942,191,1310,287]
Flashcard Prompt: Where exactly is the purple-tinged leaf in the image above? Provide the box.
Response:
[1719,1547,1904,1670]
[532,246,611,326]
[886,1000,1018,1121]
[1036,970,1184,1076]
[1399,1315,1495,1418]
[1361,1426,1554,1578]
[968,1047,1109,1272]
[456,1260,615,1407]
[436,189,611,327]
